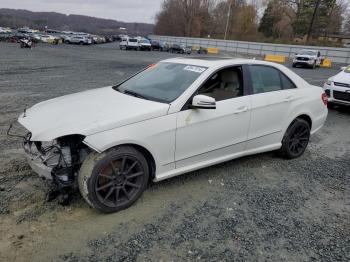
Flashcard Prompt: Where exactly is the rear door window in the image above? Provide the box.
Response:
[249,65,296,94]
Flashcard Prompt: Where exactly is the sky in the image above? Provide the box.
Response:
[0,0,164,23]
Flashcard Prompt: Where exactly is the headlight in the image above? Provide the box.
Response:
[326,79,333,85]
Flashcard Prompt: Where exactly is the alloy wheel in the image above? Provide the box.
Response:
[94,156,144,208]
[288,124,309,156]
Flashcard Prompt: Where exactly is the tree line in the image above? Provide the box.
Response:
[154,0,350,44]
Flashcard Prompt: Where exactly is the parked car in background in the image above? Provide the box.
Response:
[0,32,12,41]
[169,44,183,53]
[62,34,72,44]
[0,27,12,33]
[12,32,30,42]
[138,39,152,51]
[30,34,42,43]
[105,36,114,43]
[69,35,92,45]
[323,65,350,107]
[292,49,323,69]
[91,35,100,44]
[197,46,208,54]
[119,38,128,49]
[120,37,139,50]
[161,42,170,52]
[169,44,192,54]
[91,35,106,44]
[182,44,192,54]
[343,43,350,48]
[38,34,56,43]
[116,34,128,41]
[39,34,61,44]
[150,41,169,51]
[151,40,162,51]
[14,58,327,213]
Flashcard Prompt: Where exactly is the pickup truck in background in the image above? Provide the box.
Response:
[292,49,323,69]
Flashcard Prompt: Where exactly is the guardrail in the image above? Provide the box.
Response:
[149,35,350,64]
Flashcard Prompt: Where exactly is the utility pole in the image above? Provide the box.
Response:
[224,1,232,40]
[306,0,321,42]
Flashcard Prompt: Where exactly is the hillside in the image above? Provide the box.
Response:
[0,8,154,35]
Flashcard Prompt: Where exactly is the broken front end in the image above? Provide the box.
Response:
[8,124,91,202]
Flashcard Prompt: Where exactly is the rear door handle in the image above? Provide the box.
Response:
[233,106,248,114]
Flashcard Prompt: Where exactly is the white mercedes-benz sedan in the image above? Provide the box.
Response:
[10,57,328,213]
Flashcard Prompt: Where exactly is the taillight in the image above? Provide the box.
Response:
[321,92,328,106]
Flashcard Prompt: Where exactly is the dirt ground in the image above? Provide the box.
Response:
[0,42,349,262]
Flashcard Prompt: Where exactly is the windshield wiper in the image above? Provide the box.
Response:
[123,89,149,100]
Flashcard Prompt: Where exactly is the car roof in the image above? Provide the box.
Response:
[162,57,274,68]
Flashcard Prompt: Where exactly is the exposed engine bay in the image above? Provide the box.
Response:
[8,124,91,204]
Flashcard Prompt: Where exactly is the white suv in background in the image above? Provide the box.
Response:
[138,39,152,51]
[324,65,350,107]
[69,35,92,45]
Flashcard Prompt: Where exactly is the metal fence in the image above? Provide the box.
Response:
[149,35,350,64]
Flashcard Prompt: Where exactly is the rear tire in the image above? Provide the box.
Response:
[78,146,149,213]
[278,119,310,159]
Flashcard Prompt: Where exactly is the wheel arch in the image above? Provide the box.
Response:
[283,113,313,136]
[104,143,156,181]
[295,114,312,129]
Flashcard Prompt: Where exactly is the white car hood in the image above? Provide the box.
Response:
[295,55,316,59]
[331,71,350,84]
[18,86,169,141]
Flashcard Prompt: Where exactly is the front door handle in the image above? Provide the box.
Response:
[233,106,248,114]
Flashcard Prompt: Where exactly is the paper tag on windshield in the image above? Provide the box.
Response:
[184,65,206,73]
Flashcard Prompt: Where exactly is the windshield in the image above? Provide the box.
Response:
[114,62,207,103]
[141,40,150,44]
[129,39,137,42]
[298,50,317,56]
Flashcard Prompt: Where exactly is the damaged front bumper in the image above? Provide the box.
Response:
[22,137,74,184]
[8,123,72,181]
[23,139,54,180]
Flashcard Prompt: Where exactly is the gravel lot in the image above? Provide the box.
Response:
[0,42,349,262]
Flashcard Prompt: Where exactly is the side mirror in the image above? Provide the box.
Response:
[340,66,346,71]
[191,95,216,109]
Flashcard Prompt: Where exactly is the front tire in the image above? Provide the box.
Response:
[78,146,149,213]
[278,119,310,159]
